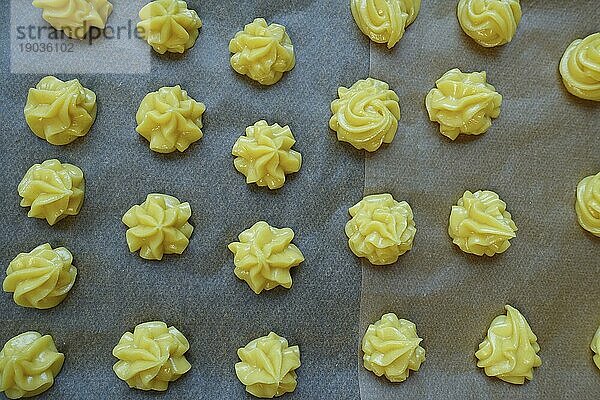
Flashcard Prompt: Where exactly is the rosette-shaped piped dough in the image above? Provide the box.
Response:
[362,313,425,382]
[330,78,400,152]
[228,221,304,294]
[576,172,600,237]
[232,121,302,190]
[24,76,97,146]
[346,194,416,265]
[3,244,77,309]
[136,85,206,153]
[32,0,113,39]
[0,332,64,399]
[112,321,191,391]
[351,0,421,48]
[476,305,542,384]
[591,326,600,370]
[235,332,301,398]
[229,18,296,85]
[122,194,193,260]
[137,0,202,54]
[18,159,85,226]
[559,33,600,101]
[449,190,517,256]
[426,68,502,140]
[457,0,521,47]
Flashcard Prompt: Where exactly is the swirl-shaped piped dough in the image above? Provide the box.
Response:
[0,332,64,399]
[137,0,202,54]
[228,221,304,294]
[24,76,97,146]
[559,33,600,101]
[426,68,502,140]
[592,326,600,371]
[18,159,85,226]
[575,172,600,237]
[113,321,191,391]
[346,194,416,265]
[351,0,421,48]
[122,194,193,260]
[449,190,517,256]
[32,0,113,39]
[457,0,521,47]
[330,78,400,151]
[3,244,77,310]
[229,18,295,85]
[235,332,300,398]
[232,121,302,190]
[476,305,542,384]
[136,86,206,153]
[362,313,425,382]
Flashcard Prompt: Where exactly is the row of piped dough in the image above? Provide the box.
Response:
[2,308,600,398]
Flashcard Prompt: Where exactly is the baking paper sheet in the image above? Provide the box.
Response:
[360,1,600,399]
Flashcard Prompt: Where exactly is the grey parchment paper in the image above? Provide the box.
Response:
[359,1,600,399]
[0,1,369,399]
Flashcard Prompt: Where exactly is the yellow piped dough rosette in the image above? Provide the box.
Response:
[0,332,64,399]
[457,0,521,48]
[32,0,113,39]
[476,305,542,384]
[112,321,191,391]
[235,332,300,398]
[362,313,425,382]
[24,76,97,146]
[575,172,600,237]
[559,33,600,101]
[346,194,416,265]
[449,190,517,256]
[136,85,206,153]
[228,221,304,294]
[229,18,296,85]
[137,0,202,54]
[232,121,302,190]
[3,244,77,310]
[330,78,400,152]
[591,326,600,370]
[122,194,193,260]
[351,0,421,48]
[426,68,502,140]
[18,159,85,226]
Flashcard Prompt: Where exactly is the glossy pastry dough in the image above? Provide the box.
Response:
[592,326,600,370]
[3,244,77,309]
[32,0,113,39]
[330,78,400,151]
[576,172,600,237]
[137,0,202,54]
[426,68,502,140]
[229,18,295,85]
[351,0,421,48]
[346,194,416,265]
[122,194,193,260]
[18,159,85,225]
[235,332,300,398]
[476,305,541,384]
[449,190,517,256]
[232,121,302,190]
[228,221,304,294]
[0,332,64,399]
[559,33,600,101]
[113,321,191,391]
[457,0,521,47]
[24,76,97,145]
[362,313,425,382]
[136,85,205,153]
